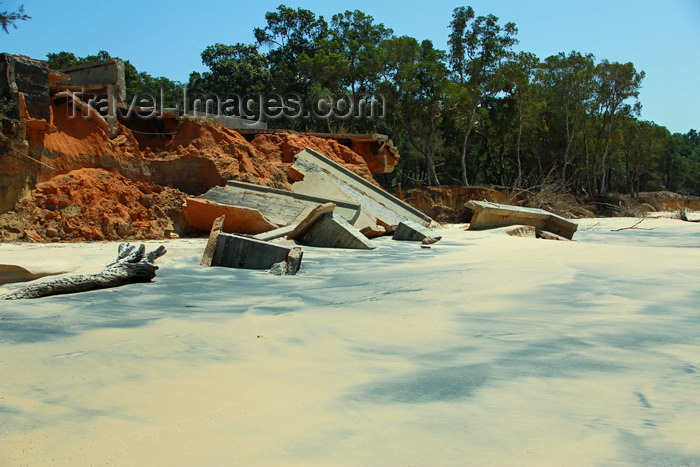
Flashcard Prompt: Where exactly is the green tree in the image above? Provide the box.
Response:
[501,51,543,186]
[618,119,668,196]
[1,3,29,33]
[254,5,328,96]
[299,10,393,133]
[593,60,644,195]
[658,130,700,193]
[381,37,449,186]
[307,11,392,97]
[448,6,518,185]
[46,51,80,69]
[536,51,596,188]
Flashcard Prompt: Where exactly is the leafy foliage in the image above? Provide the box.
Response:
[0,3,29,33]
[42,5,698,194]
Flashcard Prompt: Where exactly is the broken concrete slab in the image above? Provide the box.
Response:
[0,264,67,285]
[201,214,303,271]
[269,247,303,275]
[291,148,432,228]
[504,225,537,238]
[287,202,336,240]
[535,229,571,241]
[184,197,278,235]
[253,224,296,242]
[466,200,578,239]
[0,53,51,121]
[201,214,226,267]
[360,224,388,239]
[199,180,361,227]
[392,221,442,243]
[210,233,302,270]
[297,212,375,250]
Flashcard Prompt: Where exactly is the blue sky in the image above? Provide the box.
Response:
[2,0,699,133]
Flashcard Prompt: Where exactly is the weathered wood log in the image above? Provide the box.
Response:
[3,243,167,300]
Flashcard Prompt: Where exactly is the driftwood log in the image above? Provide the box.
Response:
[3,243,166,300]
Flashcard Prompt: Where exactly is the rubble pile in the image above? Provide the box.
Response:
[3,168,187,241]
[3,102,384,242]
[250,132,377,184]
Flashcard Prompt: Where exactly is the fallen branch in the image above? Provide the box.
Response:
[3,243,166,300]
[610,217,657,232]
[580,222,601,231]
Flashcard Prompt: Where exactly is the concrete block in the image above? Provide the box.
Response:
[291,148,432,227]
[211,233,301,270]
[201,215,225,267]
[254,224,296,242]
[298,213,375,250]
[184,198,278,235]
[202,180,361,226]
[392,221,442,243]
[269,247,303,275]
[287,202,335,240]
[466,200,577,239]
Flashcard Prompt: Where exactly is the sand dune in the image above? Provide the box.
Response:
[1,217,699,466]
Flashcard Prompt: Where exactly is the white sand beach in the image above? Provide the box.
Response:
[1,216,699,466]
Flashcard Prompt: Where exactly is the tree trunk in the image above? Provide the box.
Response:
[3,243,166,300]
[515,99,523,188]
[460,103,479,186]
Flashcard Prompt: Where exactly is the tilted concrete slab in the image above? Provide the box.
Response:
[466,200,578,239]
[184,198,278,235]
[287,202,336,240]
[253,225,296,242]
[297,213,376,250]
[201,215,226,267]
[202,214,302,271]
[291,148,432,228]
[211,233,301,270]
[200,180,361,227]
[392,221,442,243]
[0,264,67,285]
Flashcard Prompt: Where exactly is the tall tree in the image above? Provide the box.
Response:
[618,119,668,196]
[381,37,449,186]
[537,51,596,187]
[448,6,518,185]
[299,10,393,132]
[502,51,543,186]
[254,5,328,96]
[593,60,644,195]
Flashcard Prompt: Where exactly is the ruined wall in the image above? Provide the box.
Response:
[60,59,126,101]
[2,93,382,241]
[0,53,50,121]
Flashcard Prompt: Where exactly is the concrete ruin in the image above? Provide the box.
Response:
[392,221,442,243]
[238,129,399,174]
[182,147,434,249]
[201,215,303,273]
[295,212,375,250]
[466,200,578,239]
[291,147,432,230]
[0,53,52,122]
[191,180,362,228]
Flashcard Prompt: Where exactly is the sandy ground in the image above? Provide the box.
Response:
[1,216,699,466]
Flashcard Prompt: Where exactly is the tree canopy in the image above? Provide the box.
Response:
[44,5,698,195]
